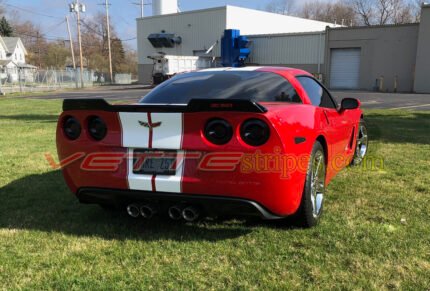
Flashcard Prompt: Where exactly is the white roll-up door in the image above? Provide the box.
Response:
[330,48,361,89]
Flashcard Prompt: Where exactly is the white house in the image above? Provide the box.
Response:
[0,36,36,83]
[2,37,27,64]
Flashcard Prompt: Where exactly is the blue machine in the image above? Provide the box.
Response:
[221,29,251,67]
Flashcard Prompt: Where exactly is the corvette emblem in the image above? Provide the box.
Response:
[138,120,162,129]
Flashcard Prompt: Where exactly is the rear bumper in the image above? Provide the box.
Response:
[77,188,284,220]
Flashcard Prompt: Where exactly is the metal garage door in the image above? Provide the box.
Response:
[330,48,361,89]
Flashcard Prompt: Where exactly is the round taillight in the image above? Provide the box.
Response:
[240,119,270,146]
[63,116,81,140]
[204,119,233,145]
[88,116,107,141]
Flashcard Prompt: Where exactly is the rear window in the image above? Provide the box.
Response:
[140,71,301,104]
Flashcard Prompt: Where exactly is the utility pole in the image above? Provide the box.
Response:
[102,0,114,84]
[65,16,78,88]
[139,0,144,18]
[76,0,85,88]
[36,31,41,68]
[133,0,148,18]
[70,1,85,88]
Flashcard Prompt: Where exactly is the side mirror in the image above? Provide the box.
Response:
[340,98,360,111]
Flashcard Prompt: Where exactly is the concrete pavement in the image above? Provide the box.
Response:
[333,91,430,111]
[21,86,430,111]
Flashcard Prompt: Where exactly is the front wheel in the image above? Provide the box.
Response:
[294,141,326,228]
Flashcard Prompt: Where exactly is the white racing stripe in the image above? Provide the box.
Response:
[119,112,150,148]
[199,66,262,72]
[126,149,185,193]
[119,112,184,193]
[151,113,183,149]
[154,151,185,193]
[127,148,152,191]
[229,66,263,71]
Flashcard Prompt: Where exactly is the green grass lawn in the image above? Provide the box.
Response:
[0,98,429,290]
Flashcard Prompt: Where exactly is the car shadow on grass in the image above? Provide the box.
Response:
[365,111,430,145]
[0,171,261,241]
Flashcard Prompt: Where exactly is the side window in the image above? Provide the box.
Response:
[274,82,302,103]
[297,76,336,109]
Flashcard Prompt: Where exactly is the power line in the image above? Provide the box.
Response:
[16,26,135,44]
[16,31,67,41]
[3,2,63,19]
[79,19,136,42]
[119,37,137,42]
[132,1,151,18]
[43,19,67,34]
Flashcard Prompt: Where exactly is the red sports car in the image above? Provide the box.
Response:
[57,67,368,227]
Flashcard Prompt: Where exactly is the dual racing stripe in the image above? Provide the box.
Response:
[119,112,184,193]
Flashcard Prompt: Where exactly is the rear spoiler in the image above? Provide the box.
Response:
[63,99,267,113]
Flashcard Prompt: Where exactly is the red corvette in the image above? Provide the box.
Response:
[57,67,368,227]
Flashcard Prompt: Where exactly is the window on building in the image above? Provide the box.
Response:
[297,76,337,109]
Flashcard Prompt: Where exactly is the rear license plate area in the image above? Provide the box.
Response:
[133,149,177,176]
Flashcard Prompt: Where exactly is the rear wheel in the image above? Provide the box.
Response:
[294,141,326,228]
[351,119,368,165]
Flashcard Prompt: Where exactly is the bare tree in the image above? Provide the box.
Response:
[265,0,296,15]
[377,0,394,25]
[299,1,357,25]
[80,13,126,74]
[347,0,374,25]
[412,0,424,22]
[393,2,415,24]
[347,0,416,25]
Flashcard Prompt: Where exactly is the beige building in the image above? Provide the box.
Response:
[137,3,430,93]
[137,5,338,84]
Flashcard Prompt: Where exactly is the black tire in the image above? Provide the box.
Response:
[351,119,368,166]
[293,141,326,228]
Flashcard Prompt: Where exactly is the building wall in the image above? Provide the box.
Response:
[0,45,7,60]
[137,7,227,65]
[247,32,325,74]
[11,47,26,64]
[137,6,335,84]
[138,64,153,84]
[226,6,335,35]
[325,24,419,92]
[414,5,430,93]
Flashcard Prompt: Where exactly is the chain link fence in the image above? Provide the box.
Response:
[0,67,133,94]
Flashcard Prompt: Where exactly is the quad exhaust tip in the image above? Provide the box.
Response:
[126,204,140,218]
[140,205,156,219]
[182,206,200,222]
[128,204,201,221]
[168,205,183,220]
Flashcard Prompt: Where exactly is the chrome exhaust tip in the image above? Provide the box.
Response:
[168,205,183,220]
[140,205,156,219]
[126,204,140,218]
[182,206,200,222]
